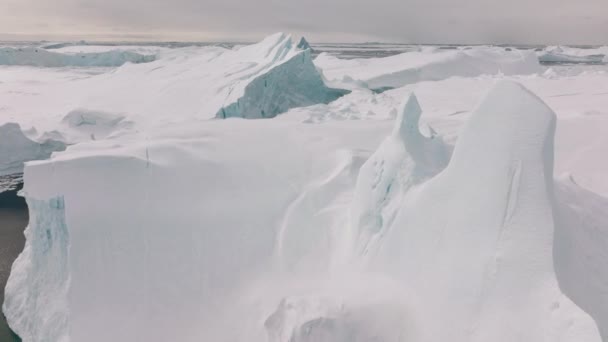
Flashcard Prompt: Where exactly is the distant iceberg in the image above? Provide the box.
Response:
[538,46,606,64]
[315,47,542,90]
[0,47,155,67]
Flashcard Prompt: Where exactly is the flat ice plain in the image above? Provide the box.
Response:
[1,34,608,342]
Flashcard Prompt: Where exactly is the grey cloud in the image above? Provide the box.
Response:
[1,0,607,44]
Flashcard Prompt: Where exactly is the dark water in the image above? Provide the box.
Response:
[0,175,26,342]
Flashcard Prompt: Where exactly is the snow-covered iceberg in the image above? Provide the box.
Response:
[315,48,541,90]
[0,47,156,67]
[4,80,604,342]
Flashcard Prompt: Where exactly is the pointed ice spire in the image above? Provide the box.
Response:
[392,93,422,140]
[349,92,450,259]
[296,37,313,52]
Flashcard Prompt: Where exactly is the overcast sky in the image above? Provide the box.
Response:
[2,0,608,44]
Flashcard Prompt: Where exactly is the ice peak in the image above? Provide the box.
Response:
[296,37,313,51]
[392,93,422,140]
[448,80,556,177]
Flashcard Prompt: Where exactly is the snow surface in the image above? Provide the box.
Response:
[1,34,608,342]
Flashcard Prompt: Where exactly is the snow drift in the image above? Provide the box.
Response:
[4,80,605,342]
[315,48,541,90]
[0,47,155,67]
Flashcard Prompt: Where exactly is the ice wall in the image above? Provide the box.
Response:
[218,47,347,119]
[3,197,70,342]
[0,47,155,67]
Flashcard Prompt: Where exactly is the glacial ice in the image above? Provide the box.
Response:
[4,79,605,342]
[538,46,606,64]
[0,47,155,67]
[3,197,70,342]
[217,35,347,119]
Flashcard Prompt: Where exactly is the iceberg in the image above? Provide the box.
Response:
[315,47,541,90]
[4,80,604,342]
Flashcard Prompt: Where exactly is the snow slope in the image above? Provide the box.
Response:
[315,47,541,90]
[554,176,608,341]
[4,79,605,342]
